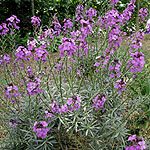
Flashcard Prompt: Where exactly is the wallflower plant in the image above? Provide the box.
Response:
[0,0,150,149]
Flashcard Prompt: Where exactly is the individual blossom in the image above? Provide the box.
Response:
[27,81,43,96]
[33,121,50,139]
[49,100,60,113]
[44,111,54,119]
[115,78,126,94]
[92,94,106,110]
[59,104,68,114]
[0,54,11,67]
[108,59,121,78]
[31,16,41,26]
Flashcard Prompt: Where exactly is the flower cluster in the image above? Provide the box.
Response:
[31,16,41,27]
[52,14,62,36]
[115,78,126,94]
[63,18,73,34]
[0,23,9,35]
[67,95,81,111]
[109,0,119,6]
[6,15,20,30]
[15,46,32,61]
[27,37,38,51]
[122,0,136,22]
[80,19,93,35]
[34,47,48,62]
[33,121,50,139]
[85,7,97,20]
[108,59,121,78]
[92,94,106,110]
[59,37,77,57]
[139,8,149,23]
[45,95,81,119]
[75,4,84,22]
[128,30,145,52]
[145,19,150,34]
[126,135,146,150]
[0,54,11,67]
[26,67,43,95]
[4,83,22,104]
[128,52,145,73]
[9,119,22,129]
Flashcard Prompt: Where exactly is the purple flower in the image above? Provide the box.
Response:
[27,37,38,50]
[115,78,126,94]
[67,95,81,111]
[0,23,9,35]
[92,94,106,110]
[138,141,146,150]
[31,16,41,26]
[63,18,73,34]
[128,51,145,73]
[58,37,77,57]
[33,121,50,139]
[15,46,32,61]
[94,62,100,67]
[128,135,136,141]
[6,15,20,30]
[34,47,48,62]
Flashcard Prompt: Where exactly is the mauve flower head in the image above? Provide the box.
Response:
[34,47,48,62]
[63,18,73,33]
[139,8,149,23]
[59,37,77,57]
[44,111,54,119]
[109,0,119,6]
[33,121,50,139]
[67,95,81,111]
[27,37,38,50]
[115,78,126,94]
[138,141,146,150]
[75,4,84,22]
[92,94,106,110]
[80,19,93,34]
[85,8,97,20]
[128,52,145,73]
[128,134,136,141]
[31,16,41,26]
[6,15,20,30]
[0,23,9,35]
[15,46,32,61]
